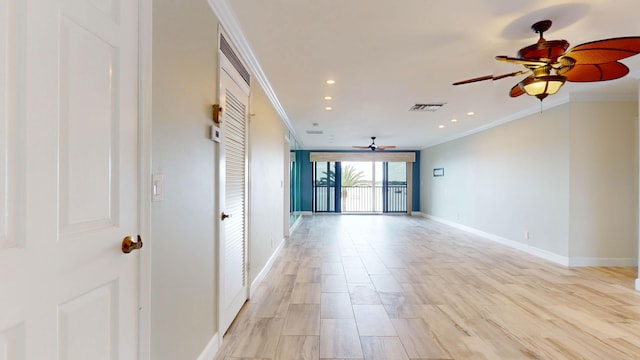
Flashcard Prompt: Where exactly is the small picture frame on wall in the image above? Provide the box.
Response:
[433,168,444,177]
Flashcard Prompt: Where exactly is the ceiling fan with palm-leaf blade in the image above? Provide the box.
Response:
[352,137,396,151]
[453,20,640,100]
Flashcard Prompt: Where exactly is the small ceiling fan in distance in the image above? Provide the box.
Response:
[453,20,640,100]
[353,137,397,151]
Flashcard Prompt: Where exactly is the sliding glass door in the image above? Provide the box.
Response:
[383,162,407,213]
[310,152,415,215]
[340,161,380,212]
[313,161,337,212]
[314,161,405,214]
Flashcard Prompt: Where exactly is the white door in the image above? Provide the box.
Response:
[0,0,141,358]
[218,54,250,336]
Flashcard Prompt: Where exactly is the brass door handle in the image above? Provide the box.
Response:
[122,235,143,254]
[221,212,232,221]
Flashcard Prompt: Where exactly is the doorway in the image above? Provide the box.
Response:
[340,161,382,213]
[218,34,250,337]
[312,161,408,213]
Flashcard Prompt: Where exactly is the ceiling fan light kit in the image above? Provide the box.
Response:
[520,71,566,100]
[453,20,640,101]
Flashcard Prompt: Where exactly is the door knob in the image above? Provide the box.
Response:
[122,235,143,254]
[221,212,232,221]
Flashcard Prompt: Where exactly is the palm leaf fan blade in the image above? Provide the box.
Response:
[564,37,640,64]
[564,62,629,82]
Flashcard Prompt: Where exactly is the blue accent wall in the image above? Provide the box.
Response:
[412,151,420,212]
[299,150,314,212]
[295,150,421,213]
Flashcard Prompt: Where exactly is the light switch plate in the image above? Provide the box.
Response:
[152,173,164,202]
[209,125,221,143]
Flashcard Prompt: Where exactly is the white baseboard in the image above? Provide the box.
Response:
[636,278,640,291]
[251,238,285,294]
[301,211,313,216]
[197,332,219,360]
[568,258,638,267]
[290,216,303,234]
[429,215,570,266]
[423,214,638,267]
[424,214,570,266]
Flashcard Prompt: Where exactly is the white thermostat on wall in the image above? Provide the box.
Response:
[209,125,221,143]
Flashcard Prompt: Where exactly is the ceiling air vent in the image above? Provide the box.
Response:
[409,103,445,112]
[306,130,324,135]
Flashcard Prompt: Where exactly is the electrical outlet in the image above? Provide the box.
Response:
[525,231,530,240]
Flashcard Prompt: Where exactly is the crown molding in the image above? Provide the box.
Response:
[206,0,301,146]
[422,82,640,150]
[422,94,570,149]
[570,92,638,102]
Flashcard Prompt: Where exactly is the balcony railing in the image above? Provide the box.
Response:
[385,185,408,213]
[314,186,335,212]
[341,185,407,213]
[314,184,407,213]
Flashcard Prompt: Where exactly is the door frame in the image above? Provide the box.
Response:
[283,134,290,236]
[137,0,153,358]
[216,27,251,342]
[325,160,410,214]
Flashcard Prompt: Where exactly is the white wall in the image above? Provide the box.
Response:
[422,105,571,256]
[151,2,291,358]
[569,100,638,262]
[151,1,219,359]
[422,99,638,265]
[249,83,286,285]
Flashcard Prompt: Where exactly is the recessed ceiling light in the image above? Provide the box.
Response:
[467,111,475,116]
[326,80,335,85]
[438,125,445,129]
[451,119,458,123]
[324,96,332,100]
[325,106,333,111]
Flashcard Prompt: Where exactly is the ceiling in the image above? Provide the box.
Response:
[216,0,640,150]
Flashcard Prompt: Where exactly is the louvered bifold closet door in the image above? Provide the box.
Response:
[218,33,251,336]
[224,88,247,295]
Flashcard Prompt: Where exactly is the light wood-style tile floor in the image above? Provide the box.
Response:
[213,215,640,359]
